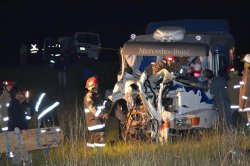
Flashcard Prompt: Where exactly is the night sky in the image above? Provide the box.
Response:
[1,0,250,67]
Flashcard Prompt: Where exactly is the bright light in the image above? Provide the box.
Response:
[35,93,46,112]
[180,68,183,74]
[80,47,85,51]
[6,103,9,107]
[41,129,46,133]
[196,35,201,41]
[9,152,14,158]
[50,60,55,64]
[130,34,136,40]
[55,54,61,57]
[25,91,29,98]
[56,128,61,132]
[37,102,59,120]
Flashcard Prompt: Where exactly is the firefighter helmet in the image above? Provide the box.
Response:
[3,80,15,86]
[85,76,98,90]
[243,54,250,64]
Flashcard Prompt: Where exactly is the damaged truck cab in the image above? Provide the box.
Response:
[110,19,235,142]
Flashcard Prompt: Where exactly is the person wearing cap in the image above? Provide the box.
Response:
[0,80,16,132]
[239,54,250,129]
[83,76,109,148]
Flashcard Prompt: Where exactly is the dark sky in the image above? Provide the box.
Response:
[1,0,250,66]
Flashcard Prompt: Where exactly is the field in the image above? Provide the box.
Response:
[0,58,250,166]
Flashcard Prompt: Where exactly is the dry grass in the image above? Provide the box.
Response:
[1,63,250,165]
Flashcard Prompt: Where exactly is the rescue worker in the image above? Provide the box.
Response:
[239,54,250,130]
[0,80,15,132]
[204,69,234,131]
[83,76,109,148]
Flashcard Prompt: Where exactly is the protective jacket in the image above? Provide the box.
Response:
[239,67,250,122]
[83,88,106,147]
[0,90,11,131]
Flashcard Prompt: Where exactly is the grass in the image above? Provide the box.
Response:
[1,62,250,165]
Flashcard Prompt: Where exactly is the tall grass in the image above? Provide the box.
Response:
[25,103,249,166]
[1,64,249,165]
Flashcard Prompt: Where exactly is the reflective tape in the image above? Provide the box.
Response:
[240,81,244,85]
[2,127,8,131]
[84,108,90,113]
[87,143,95,148]
[6,103,9,107]
[230,105,239,109]
[94,143,105,147]
[244,107,250,111]
[234,85,240,89]
[3,117,9,121]
[95,108,102,117]
[87,124,105,131]
[26,116,31,120]
[242,96,248,100]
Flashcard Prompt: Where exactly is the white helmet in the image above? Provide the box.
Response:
[243,54,250,63]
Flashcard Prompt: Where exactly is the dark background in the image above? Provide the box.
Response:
[1,0,250,67]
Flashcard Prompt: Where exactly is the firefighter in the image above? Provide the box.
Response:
[83,76,109,148]
[204,69,234,130]
[0,80,16,132]
[239,54,250,129]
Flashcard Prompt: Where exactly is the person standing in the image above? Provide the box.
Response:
[239,54,250,129]
[19,43,29,67]
[8,90,29,131]
[83,76,109,148]
[54,56,68,88]
[204,69,234,130]
[0,80,16,132]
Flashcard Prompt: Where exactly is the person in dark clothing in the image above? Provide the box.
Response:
[8,90,28,131]
[54,56,68,88]
[204,69,234,130]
